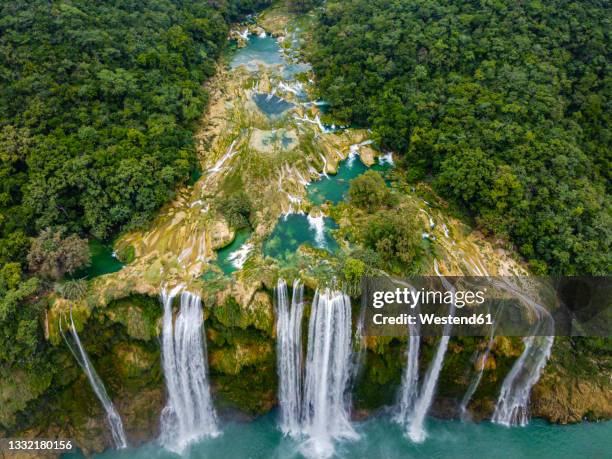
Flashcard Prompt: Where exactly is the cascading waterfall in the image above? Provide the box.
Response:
[160,287,218,452]
[60,311,128,449]
[300,289,358,458]
[459,326,495,419]
[459,296,501,418]
[394,284,421,425]
[404,262,456,443]
[492,335,553,426]
[276,279,305,436]
[492,282,554,426]
[307,213,326,247]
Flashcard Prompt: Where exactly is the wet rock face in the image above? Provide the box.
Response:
[530,337,612,423]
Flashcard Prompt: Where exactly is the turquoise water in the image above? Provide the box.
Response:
[71,240,123,279]
[230,35,310,78]
[263,213,339,262]
[230,35,285,70]
[253,93,294,116]
[213,229,252,275]
[307,156,392,205]
[62,414,611,459]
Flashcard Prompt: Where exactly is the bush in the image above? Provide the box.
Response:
[55,279,88,301]
[117,245,136,264]
[348,171,395,212]
[216,192,252,229]
[27,227,90,281]
[362,210,423,273]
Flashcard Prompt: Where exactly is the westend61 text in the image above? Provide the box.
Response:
[372,313,493,326]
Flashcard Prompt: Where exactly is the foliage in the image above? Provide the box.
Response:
[340,257,366,296]
[0,0,235,267]
[117,245,136,264]
[27,227,90,281]
[0,263,41,367]
[54,279,88,301]
[361,209,423,273]
[348,170,396,212]
[216,192,253,229]
[311,0,611,274]
[287,0,321,13]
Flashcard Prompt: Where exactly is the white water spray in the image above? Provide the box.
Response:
[300,290,358,458]
[492,281,554,426]
[405,261,456,443]
[60,311,128,449]
[160,287,218,452]
[227,242,252,269]
[394,282,421,426]
[208,140,237,174]
[378,151,394,165]
[307,213,326,247]
[276,279,305,436]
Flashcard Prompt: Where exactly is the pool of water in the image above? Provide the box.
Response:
[263,213,338,262]
[230,35,310,78]
[307,155,393,205]
[253,92,294,116]
[62,414,611,459]
[71,239,123,279]
[213,229,252,275]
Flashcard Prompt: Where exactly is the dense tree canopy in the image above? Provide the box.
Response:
[0,0,269,371]
[311,0,611,274]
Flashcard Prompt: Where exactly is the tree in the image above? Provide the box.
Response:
[348,170,395,212]
[27,227,90,281]
[0,263,41,367]
[216,192,252,229]
[311,0,611,274]
[362,210,423,273]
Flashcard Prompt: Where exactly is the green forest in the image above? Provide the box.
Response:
[310,0,610,275]
[0,0,273,372]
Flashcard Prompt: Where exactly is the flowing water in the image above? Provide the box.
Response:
[213,229,252,275]
[394,285,420,426]
[492,280,554,427]
[275,279,305,436]
[263,213,339,263]
[160,287,218,453]
[300,290,358,459]
[230,35,309,78]
[62,415,611,459]
[60,311,128,449]
[253,92,294,116]
[400,264,457,443]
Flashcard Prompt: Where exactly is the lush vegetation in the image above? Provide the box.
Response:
[0,0,270,386]
[311,0,611,274]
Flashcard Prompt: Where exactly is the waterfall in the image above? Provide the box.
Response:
[459,332,494,419]
[460,301,501,418]
[492,336,553,426]
[300,289,358,459]
[491,285,554,426]
[394,318,420,425]
[208,139,237,174]
[492,281,554,426]
[378,151,394,165]
[160,287,218,452]
[405,262,456,443]
[307,214,326,247]
[227,242,252,269]
[276,279,305,436]
[60,311,128,449]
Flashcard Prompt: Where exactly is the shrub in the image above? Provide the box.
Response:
[27,227,90,280]
[348,171,395,212]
